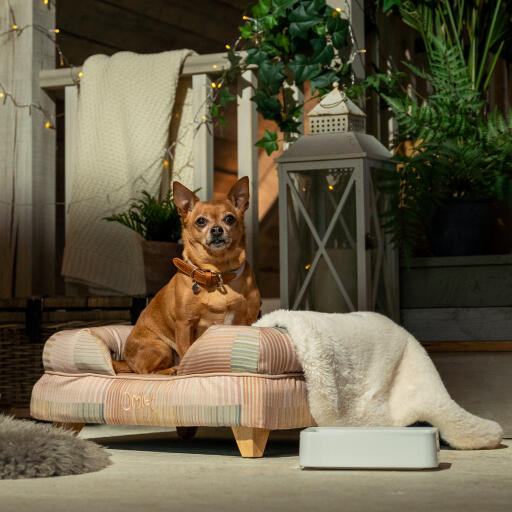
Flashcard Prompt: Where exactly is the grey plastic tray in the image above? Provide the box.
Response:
[299,427,439,469]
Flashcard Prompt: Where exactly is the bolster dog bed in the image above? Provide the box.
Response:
[30,325,314,457]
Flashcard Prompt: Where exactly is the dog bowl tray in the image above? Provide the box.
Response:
[299,427,439,469]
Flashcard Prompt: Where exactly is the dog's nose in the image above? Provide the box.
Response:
[210,225,224,236]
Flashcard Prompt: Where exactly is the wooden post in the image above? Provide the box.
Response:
[192,73,214,201]
[237,70,259,270]
[0,0,56,297]
[339,0,365,82]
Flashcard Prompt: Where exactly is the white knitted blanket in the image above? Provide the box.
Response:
[62,50,195,294]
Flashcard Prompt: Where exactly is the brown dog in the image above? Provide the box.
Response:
[112,177,261,375]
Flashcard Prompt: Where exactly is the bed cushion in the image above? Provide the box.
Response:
[41,324,301,377]
[178,325,302,376]
[30,372,314,430]
[42,325,132,376]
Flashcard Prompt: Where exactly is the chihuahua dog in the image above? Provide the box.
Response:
[112,177,261,375]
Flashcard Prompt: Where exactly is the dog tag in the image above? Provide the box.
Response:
[192,281,200,294]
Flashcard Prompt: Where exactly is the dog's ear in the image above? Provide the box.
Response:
[227,176,250,213]
[173,181,199,218]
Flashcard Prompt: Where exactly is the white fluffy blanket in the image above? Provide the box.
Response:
[62,50,195,295]
[254,310,503,450]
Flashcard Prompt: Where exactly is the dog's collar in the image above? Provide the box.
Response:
[172,258,246,290]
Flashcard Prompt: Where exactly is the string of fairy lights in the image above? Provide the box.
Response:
[0,1,366,214]
[0,0,75,129]
[0,0,211,214]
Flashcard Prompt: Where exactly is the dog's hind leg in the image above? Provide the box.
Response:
[124,336,175,374]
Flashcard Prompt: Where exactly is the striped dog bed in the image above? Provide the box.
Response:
[30,325,314,441]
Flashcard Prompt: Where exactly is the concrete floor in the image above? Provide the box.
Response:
[1,427,511,512]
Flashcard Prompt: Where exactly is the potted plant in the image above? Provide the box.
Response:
[355,1,512,257]
[104,189,183,294]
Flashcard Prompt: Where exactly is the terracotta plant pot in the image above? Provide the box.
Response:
[141,240,183,295]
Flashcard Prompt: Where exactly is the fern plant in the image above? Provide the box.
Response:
[103,189,182,243]
[361,35,512,256]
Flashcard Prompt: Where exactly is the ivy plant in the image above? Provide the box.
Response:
[210,0,356,155]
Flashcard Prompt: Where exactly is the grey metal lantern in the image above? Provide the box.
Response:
[276,84,399,320]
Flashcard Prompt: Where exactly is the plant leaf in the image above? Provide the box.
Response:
[210,103,219,118]
[255,129,279,155]
[239,23,253,38]
[311,37,334,64]
[258,60,286,94]
[246,47,269,66]
[253,0,271,17]
[289,5,322,39]
[219,87,236,107]
[252,89,283,121]
[310,70,338,92]
[289,54,321,84]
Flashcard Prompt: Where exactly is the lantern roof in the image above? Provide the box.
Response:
[275,132,392,164]
[308,83,366,118]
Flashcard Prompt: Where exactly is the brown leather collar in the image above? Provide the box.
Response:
[173,258,239,289]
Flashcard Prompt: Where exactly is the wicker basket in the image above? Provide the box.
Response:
[0,296,142,409]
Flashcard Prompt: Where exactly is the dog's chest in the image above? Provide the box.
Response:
[198,286,247,325]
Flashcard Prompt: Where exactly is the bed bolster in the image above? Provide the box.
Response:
[42,325,133,375]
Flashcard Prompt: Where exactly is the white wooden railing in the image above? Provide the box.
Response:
[39,52,259,268]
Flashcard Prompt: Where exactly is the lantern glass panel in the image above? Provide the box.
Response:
[285,167,358,312]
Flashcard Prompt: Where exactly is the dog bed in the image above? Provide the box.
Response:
[30,325,315,457]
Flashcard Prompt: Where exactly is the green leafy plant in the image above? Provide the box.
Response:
[367,35,512,256]
[211,0,357,154]
[378,0,512,95]
[103,189,182,243]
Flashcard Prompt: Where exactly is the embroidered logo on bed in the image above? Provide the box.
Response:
[230,329,260,373]
[121,392,155,411]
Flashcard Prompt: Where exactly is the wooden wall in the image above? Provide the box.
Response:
[49,1,512,297]
[53,0,276,293]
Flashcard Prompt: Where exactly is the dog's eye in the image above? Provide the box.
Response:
[195,217,207,226]
[224,214,236,225]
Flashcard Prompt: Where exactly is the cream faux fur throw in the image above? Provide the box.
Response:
[254,310,503,450]
[62,50,195,295]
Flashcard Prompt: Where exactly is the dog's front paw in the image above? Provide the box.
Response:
[153,365,179,376]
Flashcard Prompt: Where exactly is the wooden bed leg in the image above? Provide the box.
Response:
[232,427,270,458]
[53,422,85,435]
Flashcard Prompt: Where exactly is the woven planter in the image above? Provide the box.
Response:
[141,240,183,295]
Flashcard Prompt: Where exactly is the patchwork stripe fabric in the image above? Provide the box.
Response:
[43,328,116,375]
[30,372,314,430]
[178,326,302,376]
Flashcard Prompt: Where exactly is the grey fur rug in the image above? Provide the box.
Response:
[0,415,111,479]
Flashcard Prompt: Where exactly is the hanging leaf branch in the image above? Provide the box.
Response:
[210,0,359,155]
